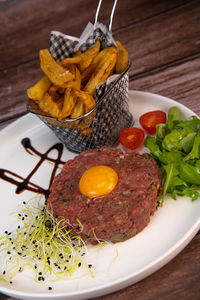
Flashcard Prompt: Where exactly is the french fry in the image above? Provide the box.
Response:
[115,41,129,74]
[38,92,62,118]
[78,40,100,72]
[61,40,100,72]
[27,76,51,101]
[73,89,96,110]
[70,97,85,119]
[48,85,61,101]
[74,49,82,57]
[58,88,76,119]
[40,49,74,88]
[81,46,118,85]
[84,48,118,96]
[63,64,81,89]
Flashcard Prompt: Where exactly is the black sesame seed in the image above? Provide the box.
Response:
[88,264,92,268]
[78,262,81,267]
[18,252,22,255]
[22,217,25,221]
[18,214,21,217]
[34,265,37,269]
[39,272,42,275]
[3,270,6,275]
[23,201,26,204]
[9,281,12,284]
[18,225,20,229]
[48,287,52,290]
[4,231,8,234]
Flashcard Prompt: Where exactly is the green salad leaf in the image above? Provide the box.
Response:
[144,106,200,205]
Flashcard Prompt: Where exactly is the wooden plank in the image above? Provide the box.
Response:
[129,53,200,116]
[0,0,189,69]
[114,1,200,75]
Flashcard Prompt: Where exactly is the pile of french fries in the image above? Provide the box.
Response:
[27,40,129,121]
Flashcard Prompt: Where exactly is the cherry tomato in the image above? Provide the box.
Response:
[139,110,167,134]
[119,127,145,150]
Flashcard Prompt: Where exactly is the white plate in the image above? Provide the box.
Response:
[0,91,200,300]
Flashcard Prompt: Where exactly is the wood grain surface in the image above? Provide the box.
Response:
[0,0,200,299]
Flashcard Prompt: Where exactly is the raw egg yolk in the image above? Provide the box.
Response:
[79,165,118,198]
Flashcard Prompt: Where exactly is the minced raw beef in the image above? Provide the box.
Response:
[47,146,162,243]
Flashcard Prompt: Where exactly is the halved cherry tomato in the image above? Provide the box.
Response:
[139,110,167,134]
[119,127,145,150]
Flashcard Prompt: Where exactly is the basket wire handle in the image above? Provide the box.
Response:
[94,0,118,32]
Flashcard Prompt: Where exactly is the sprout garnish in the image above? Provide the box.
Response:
[0,196,92,285]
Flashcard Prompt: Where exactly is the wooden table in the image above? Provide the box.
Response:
[0,0,200,299]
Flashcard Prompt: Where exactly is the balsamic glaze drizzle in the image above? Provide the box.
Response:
[0,138,65,198]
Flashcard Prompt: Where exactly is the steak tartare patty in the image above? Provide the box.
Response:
[47,147,162,243]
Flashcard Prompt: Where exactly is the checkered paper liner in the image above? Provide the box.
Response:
[27,24,133,153]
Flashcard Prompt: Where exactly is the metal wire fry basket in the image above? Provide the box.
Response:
[27,0,133,153]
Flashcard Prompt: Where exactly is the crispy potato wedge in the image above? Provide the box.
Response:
[73,89,96,110]
[48,85,62,101]
[40,49,74,88]
[84,48,118,96]
[63,64,81,89]
[59,88,76,119]
[38,92,62,118]
[60,56,82,65]
[62,40,100,72]
[27,76,51,101]
[78,39,100,72]
[81,46,118,83]
[70,97,85,119]
[74,49,82,57]
[115,41,129,74]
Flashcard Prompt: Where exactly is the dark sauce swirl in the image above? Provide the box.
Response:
[0,138,65,198]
